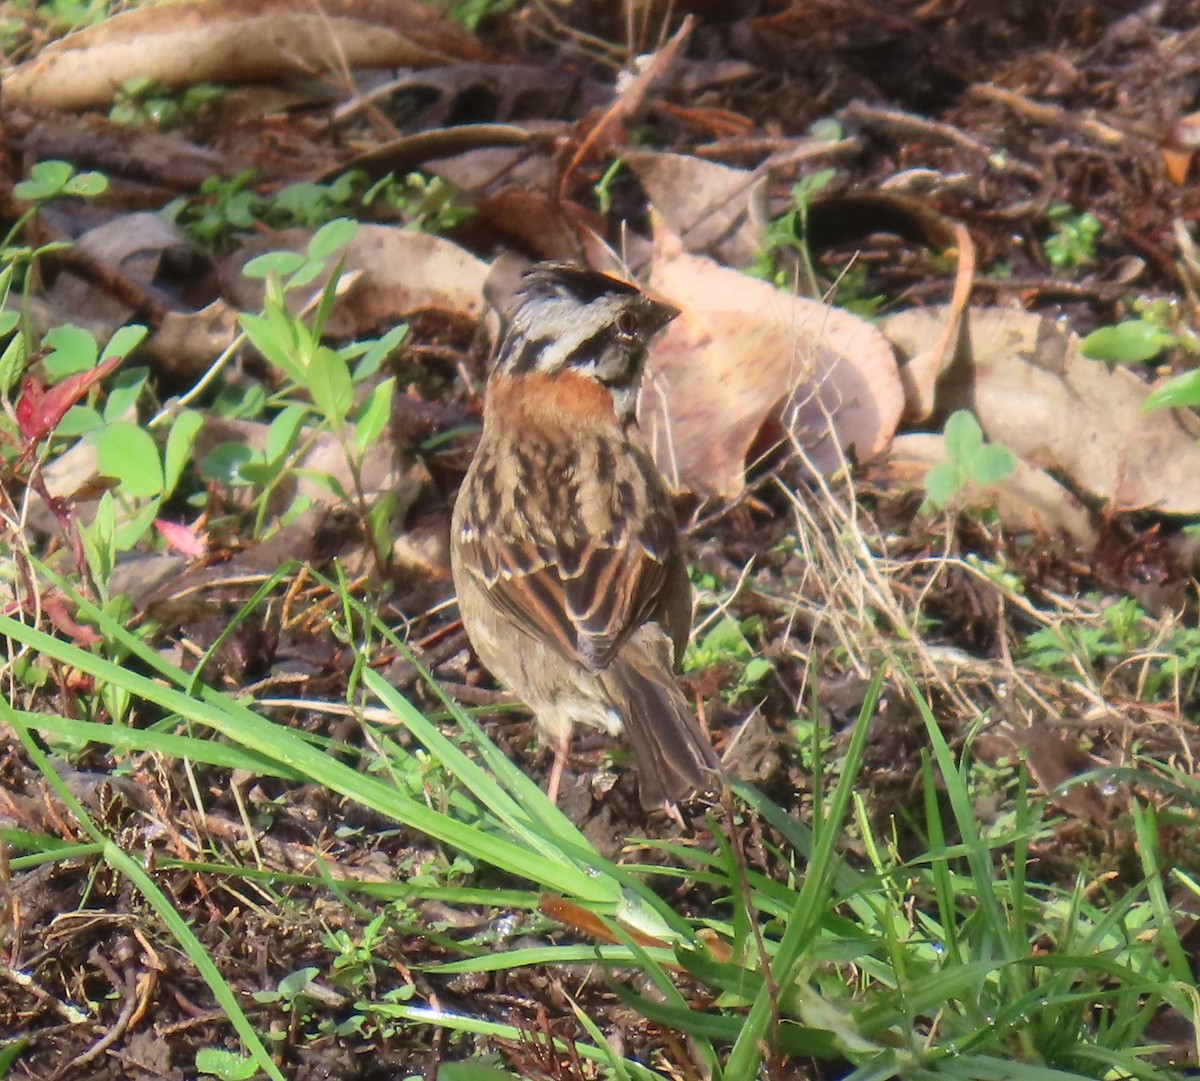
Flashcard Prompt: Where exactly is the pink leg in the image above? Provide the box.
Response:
[545,730,570,804]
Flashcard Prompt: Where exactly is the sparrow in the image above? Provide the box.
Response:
[450,262,723,809]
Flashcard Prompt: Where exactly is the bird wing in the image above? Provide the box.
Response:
[464,509,674,673]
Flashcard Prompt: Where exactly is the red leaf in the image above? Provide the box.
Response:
[154,518,207,557]
[42,595,102,646]
[15,375,45,441]
[16,354,122,443]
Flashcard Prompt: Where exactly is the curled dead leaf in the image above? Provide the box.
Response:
[884,306,1200,515]
[8,0,494,111]
[625,151,765,266]
[805,192,976,422]
[641,242,903,496]
[227,225,492,338]
[32,213,238,380]
[326,124,541,186]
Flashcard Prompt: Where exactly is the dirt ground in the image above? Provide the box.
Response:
[3,0,1200,1077]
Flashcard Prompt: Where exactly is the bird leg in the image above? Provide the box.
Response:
[544,729,571,805]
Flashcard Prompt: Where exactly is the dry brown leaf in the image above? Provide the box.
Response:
[1164,110,1200,185]
[40,212,190,335]
[884,305,1200,514]
[226,225,491,336]
[332,225,492,330]
[624,151,765,266]
[150,301,238,381]
[21,116,236,188]
[898,218,974,422]
[327,124,541,186]
[7,0,494,112]
[333,64,608,132]
[1021,726,1113,823]
[803,192,976,421]
[32,213,236,380]
[472,190,606,263]
[641,240,903,496]
[877,433,1096,549]
[427,138,557,197]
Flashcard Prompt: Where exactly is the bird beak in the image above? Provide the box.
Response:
[645,296,681,335]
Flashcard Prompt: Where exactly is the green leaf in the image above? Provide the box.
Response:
[64,171,109,198]
[1144,368,1200,412]
[236,461,275,485]
[792,168,836,206]
[942,409,983,465]
[924,462,960,508]
[970,443,1016,486]
[743,657,773,683]
[242,250,307,280]
[200,442,255,486]
[95,422,164,498]
[310,255,345,339]
[43,325,98,380]
[306,347,353,428]
[353,377,395,455]
[14,160,73,201]
[163,409,204,495]
[0,325,25,398]
[55,405,103,438]
[291,467,346,501]
[80,491,117,585]
[351,323,408,382]
[102,323,148,361]
[700,616,748,657]
[273,181,330,224]
[0,1036,28,1075]
[114,496,161,551]
[265,404,308,466]
[284,259,327,292]
[238,311,303,382]
[307,217,357,262]
[195,1048,260,1081]
[1080,320,1173,364]
[276,967,320,999]
[103,367,148,423]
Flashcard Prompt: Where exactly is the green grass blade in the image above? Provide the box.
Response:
[724,664,886,1076]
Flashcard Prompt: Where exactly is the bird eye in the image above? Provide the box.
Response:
[616,310,638,337]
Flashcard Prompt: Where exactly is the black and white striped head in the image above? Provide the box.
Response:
[492,263,679,421]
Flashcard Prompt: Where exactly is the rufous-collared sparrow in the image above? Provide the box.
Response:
[451,262,723,809]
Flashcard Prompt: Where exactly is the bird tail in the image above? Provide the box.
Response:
[602,649,723,809]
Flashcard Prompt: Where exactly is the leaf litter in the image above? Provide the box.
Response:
[3,0,1200,1075]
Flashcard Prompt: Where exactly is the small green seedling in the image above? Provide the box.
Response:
[13,159,108,203]
[752,167,837,292]
[195,1048,259,1081]
[175,169,469,249]
[684,614,772,701]
[923,410,1016,510]
[110,75,223,129]
[213,219,405,556]
[251,965,321,1017]
[1043,203,1102,269]
[1081,299,1200,410]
